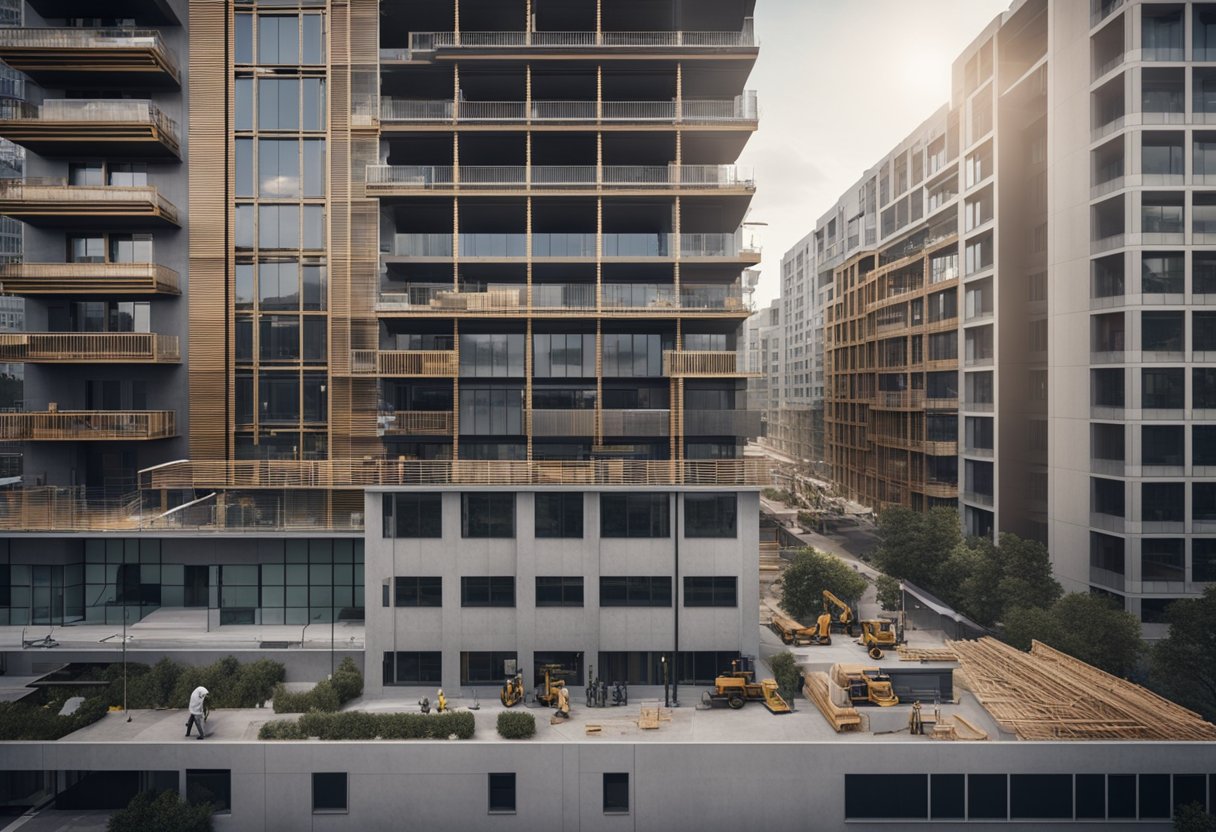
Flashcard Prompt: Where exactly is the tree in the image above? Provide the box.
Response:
[108,791,212,832]
[1151,587,1216,723]
[874,575,902,612]
[871,506,960,589]
[767,651,802,704]
[1002,593,1142,677]
[777,549,868,623]
[1175,803,1216,832]
[939,533,1062,627]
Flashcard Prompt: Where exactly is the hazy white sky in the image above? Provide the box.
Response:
[739,0,1011,308]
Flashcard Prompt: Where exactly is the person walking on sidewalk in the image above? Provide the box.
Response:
[186,686,209,739]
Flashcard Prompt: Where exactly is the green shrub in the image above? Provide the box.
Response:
[166,656,284,709]
[261,710,475,741]
[496,711,536,739]
[767,651,802,703]
[0,695,109,740]
[329,658,364,703]
[875,575,903,612]
[272,679,342,714]
[108,789,212,832]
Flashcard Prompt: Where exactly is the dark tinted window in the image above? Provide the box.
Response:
[1142,367,1184,409]
[462,651,517,685]
[1010,774,1071,819]
[461,576,515,607]
[1108,774,1137,818]
[488,773,515,813]
[1143,482,1185,522]
[601,494,670,538]
[394,576,442,607]
[1075,774,1105,819]
[312,772,347,813]
[385,651,442,685]
[684,493,737,537]
[535,492,583,538]
[462,493,515,538]
[186,770,231,813]
[1173,774,1208,814]
[844,774,928,819]
[382,493,443,538]
[968,774,1007,820]
[535,576,583,607]
[603,773,629,814]
[683,576,737,607]
[1139,774,1170,818]
[930,774,965,820]
[599,576,671,607]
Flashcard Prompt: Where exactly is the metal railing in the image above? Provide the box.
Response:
[350,349,458,376]
[601,409,670,436]
[531,409,596,436]
[0,261,179,294]
[378,410,453,435]
[531,283,596,309]
[380,96,757,124]
[0,332,179,362]
[0,180,179,223]
[0,27,179,80]
[366,164,754,190]
[408,26,755,51]
[139,457,770,489]
[684,410,762,436]
[0,410,176,440]
[0,99,178,142]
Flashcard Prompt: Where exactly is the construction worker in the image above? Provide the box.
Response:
[435,689,447,713]
[554,685,570,719]
[186,686,209,740]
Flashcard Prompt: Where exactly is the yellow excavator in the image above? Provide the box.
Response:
[822,590,855,636]
[833,664,899,707]
[702,657,791,714]
[859,618,902,659]
[768,609,835,645]
[535,664,569,708]
[500,672,525,707]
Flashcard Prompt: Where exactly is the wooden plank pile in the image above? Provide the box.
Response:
[930,713,987,741]
[637,707,672,730]
[803,671,861,732]
[896,645,957,662]
[950,637,1216,741]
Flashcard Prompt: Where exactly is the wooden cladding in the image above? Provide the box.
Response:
[0,27,181,88]
[0,262,179,295]
[0,182,180,226]
[379,410,453,436]
[349,349,458,377]
[662,349,748,377]
[0,410,176,440]
[0,332,180,363]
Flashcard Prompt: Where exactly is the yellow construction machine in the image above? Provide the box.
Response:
[833,664,899,707]
[535,664,569,708]
[701,656,791,714]
[858,618,902,659]
[822,590,855,636]
[500,672,525,707]
[768,610,835,645]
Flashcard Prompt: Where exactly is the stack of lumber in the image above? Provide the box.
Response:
[637,707,672,730]
[897,645,957,662]
[803,671,861,732]
[930,714,987,741]
[950,637,1216,741]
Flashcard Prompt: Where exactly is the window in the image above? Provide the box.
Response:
[599,576,672,607]
[534,492,583,538]
[1174,773,1209,815]
[684,493,737,538]
[1141,253,1184,294]
[488,773,515,813]
[1141,311,1183,351]
[459,333,526,377]
[1142,482,1185,523]
[603,773,629,814]
[312,773,347,813]
[394,576,441,607]
[1142,539,1185,581]
[1195,483,1216,521]
[844,774,928,820]
[969,774,1008,820]
[1010,774,1072,820]
[461,493,515,538]
[600,494,669,538]
[1075,774,1106,819]
[1109,773,1137,818]
[1142,132,1184,175]
[186,770,231,813]
[382,493,442,538]
[1092,368,1124,408]
[1142,425,1184,466]
[460,576,514,607]
[1199,426,1216,465]
[1142,368,1184,409]
[1139,774,1171,819]
[535,576,583,607]
[1197,369,1216,409]
[384,651,442,685]
[1197,539,1216,582]
[683,577,737,607]
[931,774,965,820]
[462,651,517,685]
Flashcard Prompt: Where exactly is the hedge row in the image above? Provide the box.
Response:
[0,695,109,741]
[496,711,536,739]
[271,658,363,714]
[259,710,475,740]
[99,656,284,710]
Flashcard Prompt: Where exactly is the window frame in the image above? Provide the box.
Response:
[488,772,516,814]
[393,576,442,607]
[603,772,630,815]
[311,772,348,814]
[535,576,584,607]
[683,493,738,538]
[460,576,516,608]
[461,492,516,539]
[534,492,584,538]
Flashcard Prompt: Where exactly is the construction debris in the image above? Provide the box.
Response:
[803,671,861,732]
[637,707,672,730]
[950,637,1216,741]
[930,714,988,741]
[897,645,957,662]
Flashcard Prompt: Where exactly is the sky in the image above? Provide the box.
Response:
[739,0,1012,309]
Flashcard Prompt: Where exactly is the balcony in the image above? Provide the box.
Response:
[663,350,751,377]
[365,165,755,196]
[0,410,176,441]
[375,282,746,316]
[384,231,757,261]
[0,262,179,295]
[0,99,180,158]
[0,180,180,228]
[26,0,180,25]
[377,410,453,436]
[601,409,670,436]
[405,26,755,54]
[0,332,180,363]
[349,349,458,377]
[0,28,180,89]
[684,409,762,436]
[531,409,596,437]
[871,390,925,410]
[379,93,758,128]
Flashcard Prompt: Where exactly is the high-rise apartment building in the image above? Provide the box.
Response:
[0,0,764,681]
[767,0,1215,629]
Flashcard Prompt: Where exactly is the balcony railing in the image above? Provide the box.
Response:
[0,410,176,441]
[406,26,755,52]
[663,350,747,376]
[0,28,180,86]
[0,98,180,156]
[0,332,179,363]
[0,261,180,295]
[531,409,596,437]
[377,410,453,436]
[0,180,180,226]
[350,349,458,376]
[380,94,757,124]
[139,457,770,490]
[384,232,754,259]
[376,281,744,314]
[366,164,754,192]
[684,409,762,436]
[601,409,670,436]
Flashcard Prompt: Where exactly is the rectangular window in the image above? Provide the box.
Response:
[1010,774,1072,819]
[1139,774,1170,819]
[603,773,629,814]
[969,774,1008,820]
[382,493,443,538]
[1173,774,1209,815]
[385,651,442,685]
[535,576,583,607]
[599,576,672,607]
[600,494,669,538]
[682,577,737,607]
[534,492,583,538]
[461,493,515,538]
[460,576,515,608]
[488,773,516,814]
[461,651,517,686]
[844,774,928,820]
[931,774,965,820]
[1108,773,1137,818]
[683,493,737,538]
[394,576,442,607]
[312,773,347,814]
[1075,774,1106,819]
[186,770,231,813]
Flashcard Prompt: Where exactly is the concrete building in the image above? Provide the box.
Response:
[742,297,778,439]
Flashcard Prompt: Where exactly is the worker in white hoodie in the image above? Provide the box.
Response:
[186,686,209,740]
